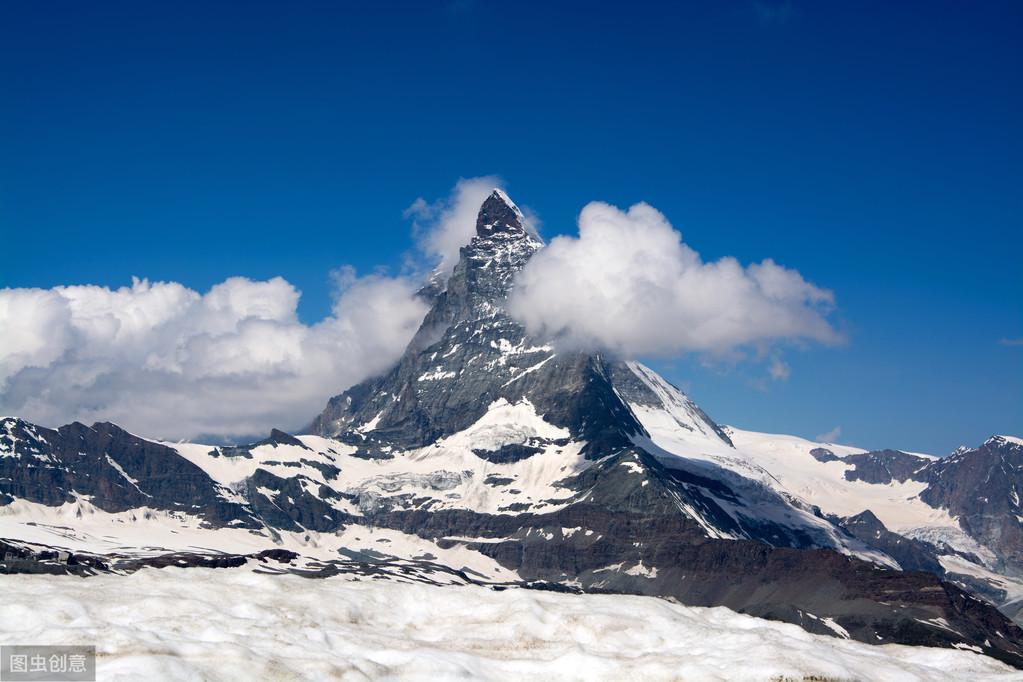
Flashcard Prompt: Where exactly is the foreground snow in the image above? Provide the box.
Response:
[3,569,1019,681]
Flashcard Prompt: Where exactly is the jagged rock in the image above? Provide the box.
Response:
[919,436,1023,576]
[841,449,932,484]
[0,418,258,528]
[836,510,944,574]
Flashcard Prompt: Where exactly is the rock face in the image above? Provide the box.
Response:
[3,190,1023,667]
[841,449,933,484]
[0,419,257,527]
[835,510,944,574]
[829,436,1023,578]
[919,436,1023,576]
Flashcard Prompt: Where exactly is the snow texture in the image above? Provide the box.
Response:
[2,568,1019,682]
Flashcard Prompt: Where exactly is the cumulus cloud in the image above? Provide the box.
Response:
[0,274,428,441]
[508,201,841,358]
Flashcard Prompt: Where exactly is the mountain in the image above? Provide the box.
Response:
[3,190,1023,667]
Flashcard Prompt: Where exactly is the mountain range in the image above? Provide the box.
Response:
[3,190,1023,668]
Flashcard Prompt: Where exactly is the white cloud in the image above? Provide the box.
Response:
[508,201,841,358]
[816,426,842,443]
[0,274,428,441]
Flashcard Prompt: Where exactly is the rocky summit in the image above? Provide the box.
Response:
[4,190,1023,667]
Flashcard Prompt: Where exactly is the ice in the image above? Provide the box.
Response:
[1,568,1018,681]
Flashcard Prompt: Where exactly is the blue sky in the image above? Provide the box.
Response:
[1,1,1020,452]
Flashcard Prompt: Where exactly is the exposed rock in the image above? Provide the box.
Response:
[0,418,258,528]
[918,436,1023,576]
[810,447,840,463]
[836,510,944,574]
[841,449,932,484]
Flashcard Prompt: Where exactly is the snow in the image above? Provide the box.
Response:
[1,417,51,460]
[0,499,513,579]
[439,397,569,452]
[725,428,957,533]
[0,497,304,557]
[630,430,896,560]
[418,367,457,381]
[356,412,383,433]
[502,353,556,386]
[167,438,351,495]
[623,561,658,578]
[104,454,150,496]
[907,526,1000,567]
[0,397,597,565]
[255,485,279,501]
[491,187,520,213]
[617,361,984,566]
[120,400,597,543]
[294,398,588,517]
[939,554,1023,605]
[4,361,1021,678]
[625,381,959,539]
[626,361,731,445]
[2,568,1018,681]
[485,338,554,372]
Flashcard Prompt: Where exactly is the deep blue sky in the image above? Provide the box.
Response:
[2,1,1020,453]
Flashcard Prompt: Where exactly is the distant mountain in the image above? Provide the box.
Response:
[3,191,1023,667]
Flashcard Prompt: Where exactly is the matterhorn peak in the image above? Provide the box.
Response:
[475,188,527,238]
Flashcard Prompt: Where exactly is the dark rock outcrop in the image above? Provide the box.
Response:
[918,436,1023,576]
[0,418,258,528]
[836,510,944,574]
[842,449,932,484]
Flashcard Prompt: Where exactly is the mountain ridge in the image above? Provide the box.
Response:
[3,190,1023,668]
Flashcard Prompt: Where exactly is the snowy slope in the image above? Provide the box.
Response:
[4,567,1019,682]
[617,360,1023,615]
[0,497,515,580]
[178,398,590,518]
[620,361,958,534]
[0,397,606,581]
[724,428,956,533]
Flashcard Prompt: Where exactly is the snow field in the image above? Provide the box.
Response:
[2,568,1019,681]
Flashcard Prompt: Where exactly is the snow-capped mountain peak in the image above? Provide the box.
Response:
[475,188,531,239]
[5,191,1023,668]
[988,434,1023,448]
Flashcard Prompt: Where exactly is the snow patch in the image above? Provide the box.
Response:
[440,398,569,452]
